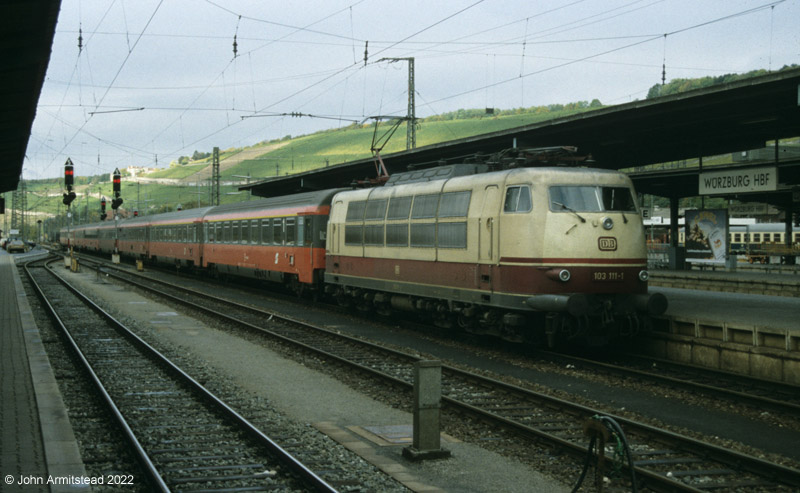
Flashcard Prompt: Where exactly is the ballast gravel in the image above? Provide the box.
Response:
[59,266,570,493]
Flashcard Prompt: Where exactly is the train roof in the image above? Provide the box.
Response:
[146,206,215,226]
[204,188,348,219]
[335,166,632,202]
[730,223,798,232]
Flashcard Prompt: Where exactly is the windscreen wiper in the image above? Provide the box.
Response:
[553,201,586,223]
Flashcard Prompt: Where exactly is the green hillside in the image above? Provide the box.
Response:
[189,105,601,182]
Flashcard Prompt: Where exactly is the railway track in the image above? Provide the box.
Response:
[76,251,800,419]
[72,254,800,492]
[538,351,800,416]
[25,257,338,492]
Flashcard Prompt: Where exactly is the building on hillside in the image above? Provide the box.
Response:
[124,166,160,178]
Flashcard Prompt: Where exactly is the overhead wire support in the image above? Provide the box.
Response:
[233,14,241,58]
[88,107,145,115]
[240,112,360,123]
[376,57,416,150]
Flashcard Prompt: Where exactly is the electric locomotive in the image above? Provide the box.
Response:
[325,156,666,346]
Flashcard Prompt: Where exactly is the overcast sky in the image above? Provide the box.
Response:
[23,0,800,180]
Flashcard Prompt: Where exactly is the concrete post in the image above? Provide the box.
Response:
[402,360,451,461]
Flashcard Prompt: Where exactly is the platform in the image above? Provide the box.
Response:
[0,251,87,492]
[647,266,800,384]
[651,266,800,297]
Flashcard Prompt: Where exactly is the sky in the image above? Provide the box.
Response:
[22,0,800,181]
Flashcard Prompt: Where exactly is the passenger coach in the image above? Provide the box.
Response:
[201,189,345,294]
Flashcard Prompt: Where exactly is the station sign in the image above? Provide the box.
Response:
[728,203,773,216]
[698,166,777,195]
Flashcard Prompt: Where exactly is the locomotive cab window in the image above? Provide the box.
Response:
[549,185,636,213]
[503,186,531,213]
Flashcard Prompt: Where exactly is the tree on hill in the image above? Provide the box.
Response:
[646,65,797,99]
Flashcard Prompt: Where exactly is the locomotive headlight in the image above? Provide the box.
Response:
[602,217,614,230]
[638,270,650,282]
[558,269,571,282]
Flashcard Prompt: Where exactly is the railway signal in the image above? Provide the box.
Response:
[100,197,107,221]
[111,168,123,210]
[62,158,76,206]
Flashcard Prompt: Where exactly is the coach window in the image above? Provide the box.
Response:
[221,222,229,243]
[261,219,271,244]
[231,221,239,243]
[286,218,296,245]
[752,233,761,242]
[503,186,532,213]
[241,221,249,244]
[249,220,258,244]
[303,217,314,246]
[273,218,284,245]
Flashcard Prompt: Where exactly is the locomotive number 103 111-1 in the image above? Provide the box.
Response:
[592,271,625,281]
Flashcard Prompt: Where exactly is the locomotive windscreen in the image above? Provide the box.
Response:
[549,186,636,212]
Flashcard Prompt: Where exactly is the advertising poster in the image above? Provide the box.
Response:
[685,209,728,263]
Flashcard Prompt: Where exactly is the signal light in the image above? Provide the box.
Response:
[65,158,74,187]
[62,191,76,206]
[111,168,123,210]
[63,158,76,206]
[113,168,121,193]
[100,197,107,221]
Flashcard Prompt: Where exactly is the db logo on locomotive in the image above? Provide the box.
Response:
[598,237,617,251]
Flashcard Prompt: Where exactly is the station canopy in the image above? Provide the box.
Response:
[243,68,800,211]
[0,0,61,194]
